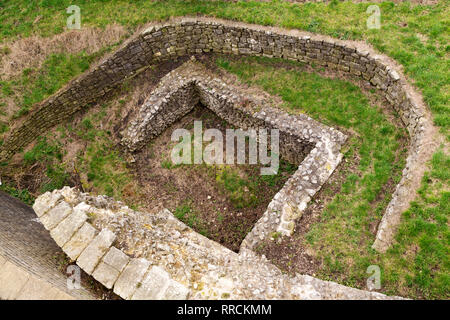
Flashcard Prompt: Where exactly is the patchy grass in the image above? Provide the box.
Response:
[217,55,447,299]
[0,24,126,79]
[0,52,93,119]
[215,166,259,209]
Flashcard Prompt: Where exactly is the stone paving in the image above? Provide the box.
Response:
[0,254,74,300]
[32,187,404,300]
[0,191,96,300]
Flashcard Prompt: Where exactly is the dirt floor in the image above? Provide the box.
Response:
[1,53,410,279]
[132,104,297,252]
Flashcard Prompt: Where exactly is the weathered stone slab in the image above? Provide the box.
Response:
[114,258,150,299]
[76,228,116,274]
[92,261,120,289]
[0,261,30,299]
[32,191,63,217]
[163,279,190,300]
[40,201,72,230]
[131,266,170,300]
[102,247,129,272]
[63,222,98,260]
[16,275,60,300]
[50,202,89,247]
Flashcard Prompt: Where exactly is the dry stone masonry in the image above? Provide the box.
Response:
[33,187,403,300]
[0,17,437,253]
[0,191,96,299]
[120,59,346,247]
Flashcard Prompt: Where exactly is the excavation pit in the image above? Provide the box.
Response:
[131,104,301,252]
[120,60,347,251]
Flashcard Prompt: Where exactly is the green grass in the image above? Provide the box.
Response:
[174,200,209,236]
[20,136,69,193]
[379,149,449,298]
[0,52,94,119]
[1,0,448,136]
[78,121,132,199]
[217,55,447,299]
[212,160,297,209]
[215,166,259,209]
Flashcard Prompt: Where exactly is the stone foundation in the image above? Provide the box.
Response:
[0,16,437,252]
[120,59,346,246]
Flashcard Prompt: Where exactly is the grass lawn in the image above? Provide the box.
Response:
[0,0,448,299]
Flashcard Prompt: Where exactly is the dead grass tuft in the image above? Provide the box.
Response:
[0,24,127,80]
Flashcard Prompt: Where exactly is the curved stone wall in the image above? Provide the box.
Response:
[0,17,437,252]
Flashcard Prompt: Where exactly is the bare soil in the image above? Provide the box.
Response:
[131,105,296,252]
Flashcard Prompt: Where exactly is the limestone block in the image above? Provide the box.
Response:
[114,258,150,299]
[63,222,98,260]
[77,228,116,274]
[92,262,120,289]
[40,201,73,230]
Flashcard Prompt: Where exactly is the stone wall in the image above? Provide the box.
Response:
[121,59,346,244]
[0,17,436,251]
[120,60,319,165]
[33,187,404,300]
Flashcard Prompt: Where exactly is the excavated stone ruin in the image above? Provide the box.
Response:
[120,60,346,245]
[1,16,439,300]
